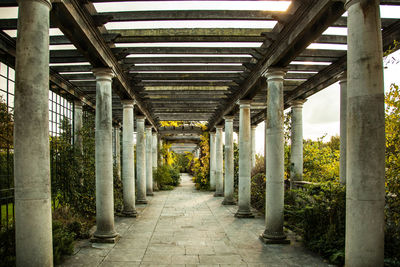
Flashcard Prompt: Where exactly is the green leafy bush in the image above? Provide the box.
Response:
[153,164,180,190]
[191,130,210,190]
[52,221,75,265]
[0,224,15,267]
[284,183,346,265]
[251,173,265,212]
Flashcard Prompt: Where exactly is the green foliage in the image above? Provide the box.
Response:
[384,83,400,265]
[251,173,265,212]
[153,164,181,190]
[0,224,15,267]
[174,152,191,173]
[52,221,76,265]
[233,142,239,191]
[302,136,340,183]
[284,183,346,265]
[0,95,13,148]
[191,130,210,190]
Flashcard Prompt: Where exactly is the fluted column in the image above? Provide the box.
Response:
[251,125,257,168]
[222,116,235,205]
[209,131,216,190]
[152,132,159,190]
[345,0,385,265]
[146,126,154,196]
[290,99,306,188]
[260,68,289,244]
[121,100,137,217]
[339,72,347,185]
[14,0,53,264]
[136,116,147,204]
[92,68,119,242]
[214,125,224,197]
[235,100,254,218]
[74,100,83,153]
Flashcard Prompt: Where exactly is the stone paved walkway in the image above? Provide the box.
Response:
[59,174,331,267]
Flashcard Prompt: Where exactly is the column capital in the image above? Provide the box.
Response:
[251,125,257,129]
[238,99,252,108]
[136,115,146,121]
[290,99,307,108]
[152,132,157,136]
[121,99,135,108]
[93,67,114,81]
[74,100,83,108]
[210,131,216,136]
[262,67,288,81]
[224,115,234,122]
[18,0,52,9]
[216,125,224,130]
[145,125,153,130]
[345,0,361,10]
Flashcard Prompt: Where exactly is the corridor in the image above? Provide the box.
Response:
[60,174,329,267]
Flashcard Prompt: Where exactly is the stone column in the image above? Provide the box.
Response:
[74,100,83,153]
[345,1,385,266]
[14,0,53,264]
[260,68,289,244]
[92,68,118,242]
[339,72,347,185]
[290,99,306,188]
[146,125,154,196]
[209,131,216,190]
[152,132,159,190]
[222,116,235,205]
[121,100,137,217]
[115,126,121,180]
[136,116,147,204]
[214,125,224,197]
[235,100,254,218]
[251,125,257,168]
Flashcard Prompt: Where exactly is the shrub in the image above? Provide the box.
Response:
[251,173,265,212]
[191,130,210,190]
[52,221,75,265]
[0,224,15,267]
[153,164,180,190]
[284,183,346,265]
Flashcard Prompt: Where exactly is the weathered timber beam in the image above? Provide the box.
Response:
[50,57,88,63]
[299,49,346,58]
[50,0,158,129]
[0,30,96,109]
[51,65,92,72]
[123,57,252,64]
[133,73,242,80]
[138,81,238,87]
[93,10,288,23]
[207,0,345,130]
[315,35,347,44]
[112,47,257,55]
[143,86,230,91]
[108,28,272,37]
[288,64,326,71]
[130,65,246,72]
[293,56,338,62]
[114,35,265,43]
[144,94,228,99]
[143,90,228,95]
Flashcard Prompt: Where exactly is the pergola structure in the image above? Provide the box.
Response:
[0,0,397,266]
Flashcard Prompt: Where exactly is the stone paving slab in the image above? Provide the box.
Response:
[59,174,332,267]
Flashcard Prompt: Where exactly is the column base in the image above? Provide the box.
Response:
[259,231,290,244]
[222,199,236,205]
[136,199,148,204]
[146,192,154,196]
[91,231,120,244]
[234,210,254,218]
[214,192,224,197]
[121,209,138,217]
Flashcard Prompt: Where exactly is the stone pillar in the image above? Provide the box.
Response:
[214,125,224,197]
[92,68,118,242]
[136,116,147,204]
[152,132,159,190]
[74,100,83,153]
[235,100,254,218]
[339,72,347,185]
[345,1,385,266]
[115,126,121,180]
[222,116,235,205]
[121,100,137,217]
[209,131,216,190]
[260,68,289,244]
[146,126,154,196]
[290,99,306,188]
[251,125,257,168]
[14,0,53,264]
